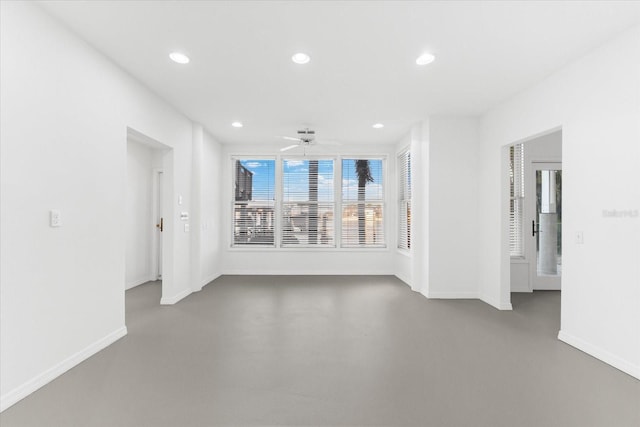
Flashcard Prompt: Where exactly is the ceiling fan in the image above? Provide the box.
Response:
[280,128,339,152]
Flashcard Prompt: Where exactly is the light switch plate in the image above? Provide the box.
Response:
[575,231,584,244]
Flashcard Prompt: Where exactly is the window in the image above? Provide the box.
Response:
[509,144,525,257]
[341,159,385,247]
[282,159,335,247]
[232,159,275,246]
[398,150,411,250]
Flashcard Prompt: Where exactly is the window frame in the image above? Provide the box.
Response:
[230,156,277,248]
[509,144,525,258]
[398,148,411,251]
[228,154,388,251]
[339,156,387,248]
[280,156,337,248]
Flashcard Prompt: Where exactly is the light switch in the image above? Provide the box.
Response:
[575,231,584,244]
[50,210,61,227]
[184,223,190,233]
[178,195,183,205]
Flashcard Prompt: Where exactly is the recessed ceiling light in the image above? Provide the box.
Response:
[291,53,311,64]
[169,52,190,64]
[416,52,435,65]
[372,123,384,129]
[231,121,243,128]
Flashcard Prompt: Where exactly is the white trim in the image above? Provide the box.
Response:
[394,273,411,287]
[480,293,513,310]
[160,289,191,305]
[0,326,127,412]
[221,270,396,276]
[558,330,640,380]
[427,291,479,299]
[125,276,154,290]
[200,272,221,289]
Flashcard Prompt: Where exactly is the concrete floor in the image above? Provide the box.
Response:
[1,275,638,426]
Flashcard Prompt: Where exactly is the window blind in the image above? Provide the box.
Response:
[341,159,385,247]
[509,144,525,257]
[398,150,411,250]
[232,159,275,246]
[282,159,335,247]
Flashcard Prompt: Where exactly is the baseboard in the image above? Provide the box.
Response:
[160,288,191,305]
[394,273,411,287]
[427,291,479,299]
[201,272,221,288]
[125,276,153,290]
[558,330,640,380]
[221,271,397,275]
[0,326,127,412]
[480,293,513,311]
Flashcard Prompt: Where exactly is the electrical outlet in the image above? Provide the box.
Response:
[50,210,61,227]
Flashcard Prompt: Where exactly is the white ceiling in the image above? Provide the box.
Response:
[38,1,640,146]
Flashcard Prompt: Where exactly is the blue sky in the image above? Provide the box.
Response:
[238,159,383,201]
[239,160,275,200]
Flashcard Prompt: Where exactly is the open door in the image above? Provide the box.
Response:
[529,162,562,290]
[152,170,164,281]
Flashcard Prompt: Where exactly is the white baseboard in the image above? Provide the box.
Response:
[125,275,154,290]
[427,291,479,299]
[394,273,411,287]
[201,272,221,288]
[558,330,640,380]
[220,271,395,275]
[480,293,513,310]
[191,272,221,293]
[0,326,127,412]
[160,288,191,305]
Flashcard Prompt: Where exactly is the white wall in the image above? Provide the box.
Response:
[510,131,562,292]
[220,143,397,275]
[427,117,479,298]
[0,2,198,410]
[395,119,480,298]
[479,26,640,378]
[199,130,224,287]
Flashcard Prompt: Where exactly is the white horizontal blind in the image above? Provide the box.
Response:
[509,144,525,257]
[232,159,275,246]
[398,150,411,250]
[341,159,385,247]
[282,159,335,247]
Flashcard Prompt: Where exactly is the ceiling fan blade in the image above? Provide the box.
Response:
[282,136,302,142]
[280,144,299,152]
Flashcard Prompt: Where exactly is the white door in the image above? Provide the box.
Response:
[153,171,163,280]
[529,162,562,290]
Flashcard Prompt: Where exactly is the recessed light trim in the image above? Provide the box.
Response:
[291,52,311,64]
[231,121,243,128]
[416,52,435,65]
[372,123,384,129]
[169,52,190,64]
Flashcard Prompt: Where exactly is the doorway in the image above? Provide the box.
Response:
[509,129,562,293]
[125,127,172,307]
